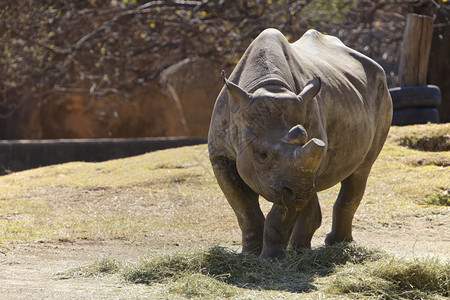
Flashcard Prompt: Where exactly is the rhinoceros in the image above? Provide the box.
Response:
[208,28,392,259]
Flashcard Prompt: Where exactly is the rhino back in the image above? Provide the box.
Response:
[208,29,392,187]
[292,30,392,188]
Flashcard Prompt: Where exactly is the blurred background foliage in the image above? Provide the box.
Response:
[0,0,448,118]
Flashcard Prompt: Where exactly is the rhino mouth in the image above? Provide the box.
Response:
[276,185,315,210]
[256,175,316,210]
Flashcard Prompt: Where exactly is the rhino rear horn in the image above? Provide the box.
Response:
[221,70,252,112]
[285,125,308,145]
[296,138,325,173]
[298,77,321,103]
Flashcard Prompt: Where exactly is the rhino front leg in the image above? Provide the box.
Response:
[260,204,297,259]
[325,167,371,245]
[211,157,265,255]
[290,193,322,249]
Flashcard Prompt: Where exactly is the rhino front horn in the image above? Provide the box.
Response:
[296,138,325,173]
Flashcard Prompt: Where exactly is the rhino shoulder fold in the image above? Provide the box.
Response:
[254,28,290,45]
[300,29,344,47]
[258,28,285,38]
[302,29,322,39]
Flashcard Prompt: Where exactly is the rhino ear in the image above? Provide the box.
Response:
[297,77,321,103]
[221,70,252,113]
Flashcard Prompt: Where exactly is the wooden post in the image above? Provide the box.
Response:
[398,14,434,87]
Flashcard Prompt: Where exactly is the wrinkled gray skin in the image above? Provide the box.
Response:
[208,29,392,259]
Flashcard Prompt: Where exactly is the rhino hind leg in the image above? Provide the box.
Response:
[211,157,265,254]
[325,166,371,245]
[290,193,322,249]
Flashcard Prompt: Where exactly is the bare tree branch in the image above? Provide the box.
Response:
[0,0,446,119]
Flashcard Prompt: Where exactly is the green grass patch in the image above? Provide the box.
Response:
[400,134,449,152]
[425,187,449,206]
[389,124,450,152]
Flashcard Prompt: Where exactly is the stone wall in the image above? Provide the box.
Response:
[2,58,224,139]
[0,137,207,174]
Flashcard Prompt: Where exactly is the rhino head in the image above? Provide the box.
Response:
[222,71,325,210]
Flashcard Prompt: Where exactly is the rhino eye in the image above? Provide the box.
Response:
[258,151,268,160]
[254,150,272,164]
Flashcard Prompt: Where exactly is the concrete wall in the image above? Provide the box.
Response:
[0,137,207,174]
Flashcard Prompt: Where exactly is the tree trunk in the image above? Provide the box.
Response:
[398,14,434,87]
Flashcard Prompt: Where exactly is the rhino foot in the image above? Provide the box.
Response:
[259,246,287,260]
[241,230,263,255]
[324,231,354,246]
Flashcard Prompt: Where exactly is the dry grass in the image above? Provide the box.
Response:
[66,244,448,299]
[325,255,449,299]
[0,124,448,245]
[0,145,232,246]
[1,124,449,299]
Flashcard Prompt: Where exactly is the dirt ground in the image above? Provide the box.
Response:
[1,207,448,299]
[1,241,154,299]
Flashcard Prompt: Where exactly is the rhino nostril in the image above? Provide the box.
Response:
[281,186,294,200]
